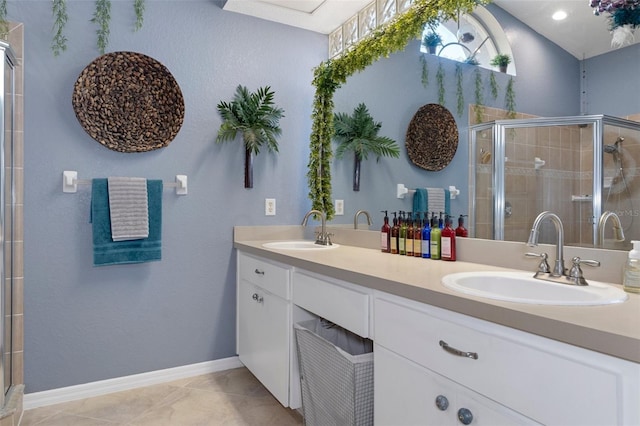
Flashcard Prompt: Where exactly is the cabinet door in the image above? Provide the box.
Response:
[238,279,290,406]
[375,345,540,426]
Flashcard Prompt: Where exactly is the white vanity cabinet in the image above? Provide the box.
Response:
[236,252,295,407]
[374,292,640,426]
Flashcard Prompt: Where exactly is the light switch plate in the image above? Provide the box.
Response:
[265,198,276,216]
[335,199,344,215]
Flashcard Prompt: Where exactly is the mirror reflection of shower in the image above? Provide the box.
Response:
[604,136,635,234]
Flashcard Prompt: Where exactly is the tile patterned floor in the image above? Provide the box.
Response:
[20,368,303,426]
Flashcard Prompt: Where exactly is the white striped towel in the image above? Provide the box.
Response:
[108,177,149,241]
[426,187,446,215]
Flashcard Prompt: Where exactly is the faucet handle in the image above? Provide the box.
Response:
[525,252,551,273]
[568,257,600,286]
[326,233,334,246]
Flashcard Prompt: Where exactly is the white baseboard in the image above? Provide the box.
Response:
[23,356,243,410]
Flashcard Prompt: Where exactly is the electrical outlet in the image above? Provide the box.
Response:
[265,198,276,216]
[335,199,344,215]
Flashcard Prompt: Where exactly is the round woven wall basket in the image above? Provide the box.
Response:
[405,104,458,171]
[72,51,185,153]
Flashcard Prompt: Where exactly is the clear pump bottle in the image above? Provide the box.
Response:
[623,240,640,293]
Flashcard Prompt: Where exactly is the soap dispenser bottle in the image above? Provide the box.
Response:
[413,213,422,257]
[421,212,431,259]
[430,214,441,260]
[623,240,640,293]
[441,215,456,261]
[380,210,391,253]
[406,212,414,256]
[399,211,408,255]
[390,212,399,254]
[455,214,469,237]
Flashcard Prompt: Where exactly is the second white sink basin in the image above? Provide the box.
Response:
[442,271,628,306]
[262,241,340,250]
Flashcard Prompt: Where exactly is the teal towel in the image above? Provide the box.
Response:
[413,188,427,216]
[444,189,451,216]
[91,179,162,266]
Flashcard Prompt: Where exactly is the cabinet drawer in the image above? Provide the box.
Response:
[375,294,635,425]
[375,345,540,426]
[293,270,370,337]
[238,252,290,300]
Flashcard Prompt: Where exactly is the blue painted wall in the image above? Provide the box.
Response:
[12,0,637,394]
[13,0,324,393]
[584,43,640,116]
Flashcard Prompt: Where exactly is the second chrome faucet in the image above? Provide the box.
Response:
[301,209,332,246]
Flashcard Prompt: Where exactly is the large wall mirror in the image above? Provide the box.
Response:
[329,3,640,251]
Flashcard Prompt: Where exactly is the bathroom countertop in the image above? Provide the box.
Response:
[234,238,640,364]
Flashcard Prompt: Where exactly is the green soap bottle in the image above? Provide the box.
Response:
[430,214,441,260]
[399,211,407,255]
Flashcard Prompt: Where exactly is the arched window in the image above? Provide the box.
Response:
[421,7,516,75]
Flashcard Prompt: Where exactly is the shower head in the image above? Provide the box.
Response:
[604,144,618,154]
[604,137,624,154]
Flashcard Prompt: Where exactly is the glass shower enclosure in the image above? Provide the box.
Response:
[470,115,640,250]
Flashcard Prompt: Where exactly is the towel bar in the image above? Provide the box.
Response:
[396,183,460,199]
[62,171,188,195]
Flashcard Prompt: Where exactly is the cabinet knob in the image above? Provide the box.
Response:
[252,293,264,303]
[254,269,265,275]
[457,408,473,425]
[435,395,449,411]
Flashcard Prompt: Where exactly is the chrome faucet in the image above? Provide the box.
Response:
[301,209,331,245]
[597,211,625,247]
[354,210,372,229]
[527,211,566,276]
[526,211,600,286]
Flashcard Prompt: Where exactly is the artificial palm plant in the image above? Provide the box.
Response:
[333,103,400,191]
[216,85,285,188]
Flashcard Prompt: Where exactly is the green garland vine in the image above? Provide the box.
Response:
[0,0,7,40]
[134,0,145,31]
[505,76,516,118]
[52,0,68,56]
[436,62,445,106]
[489,71,498,100]
[474,68,484,123]
[455,63,464,116]
[91,0,111,54]
[420,54,429,88]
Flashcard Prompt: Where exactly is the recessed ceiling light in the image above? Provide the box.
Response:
[552,10,568,21]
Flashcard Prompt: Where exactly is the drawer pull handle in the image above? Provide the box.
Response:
[435,395,449,411]
[457,408,473,425]
[254,269,265,275]
[439,340,478,360]
[252,293,264,303]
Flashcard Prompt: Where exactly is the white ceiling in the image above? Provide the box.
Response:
[223,0,638,59]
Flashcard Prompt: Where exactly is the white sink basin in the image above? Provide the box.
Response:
[442,271,628,306]
[262,241,340,250]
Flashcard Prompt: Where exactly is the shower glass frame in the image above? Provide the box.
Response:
[469,114,640,247]
[0,40,16,404]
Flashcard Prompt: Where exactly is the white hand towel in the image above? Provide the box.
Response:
[108,177,149,241]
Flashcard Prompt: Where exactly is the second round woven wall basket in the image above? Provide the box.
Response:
[405,104,458,171]
[72,51,185,153]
